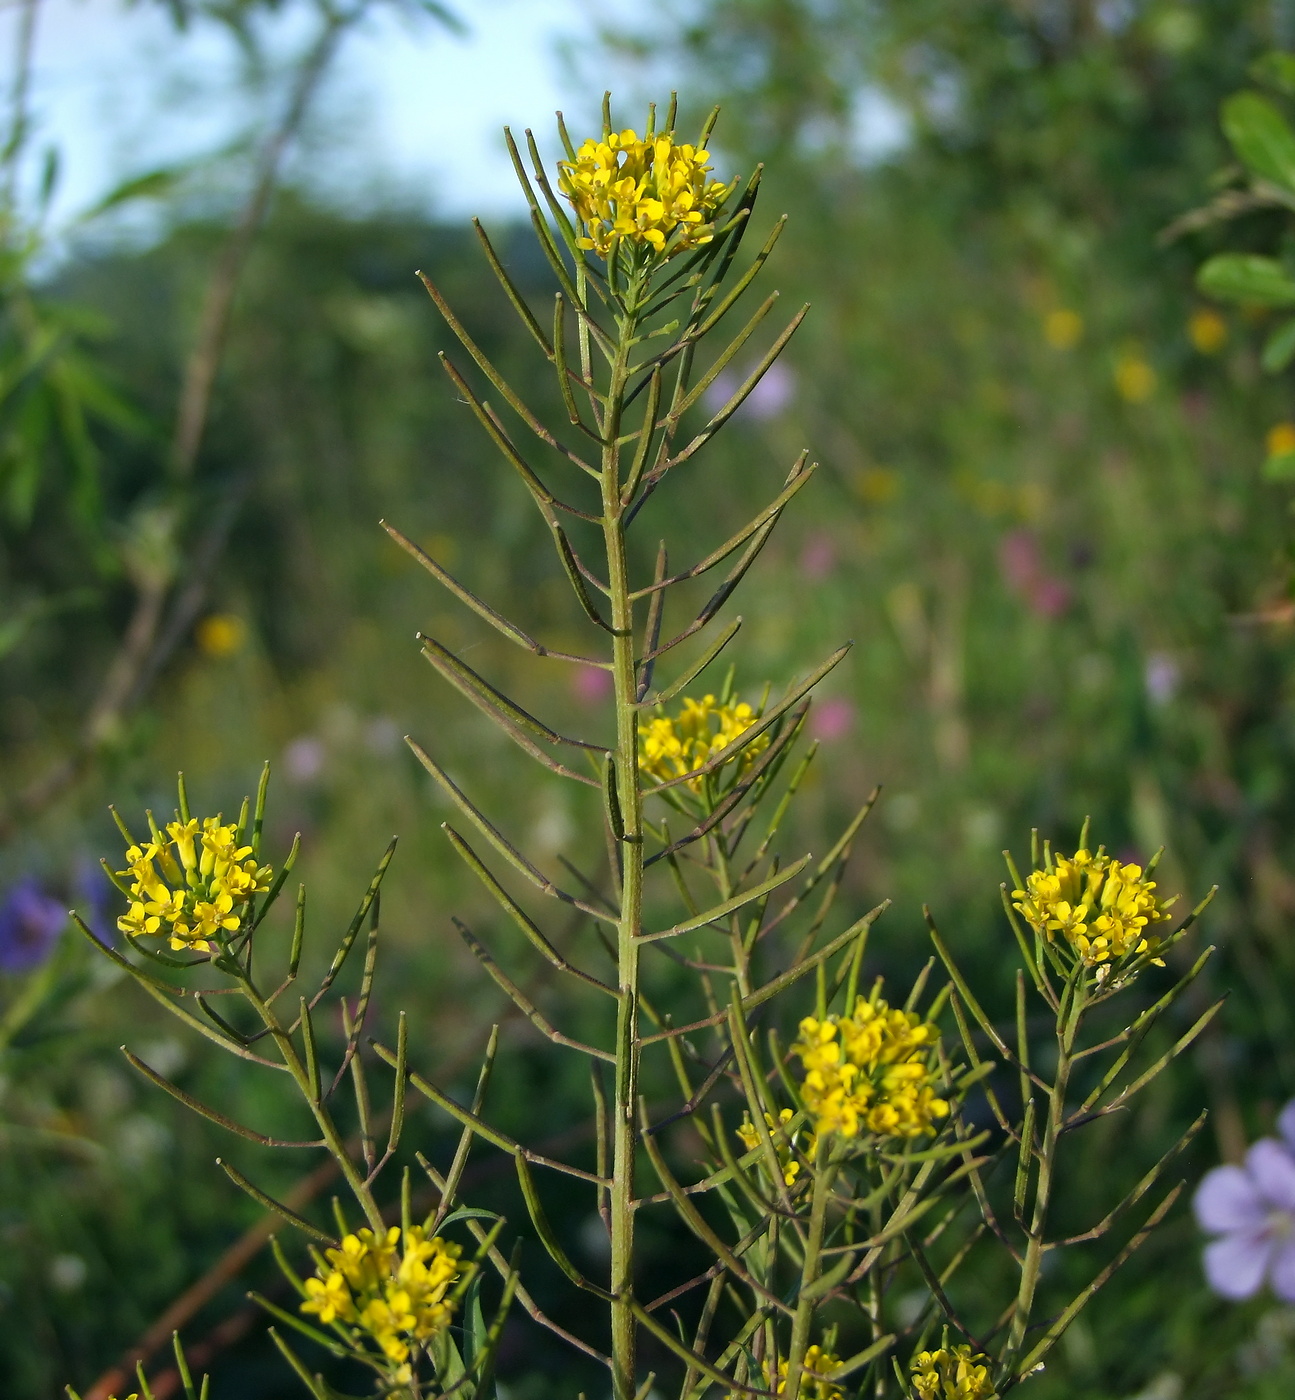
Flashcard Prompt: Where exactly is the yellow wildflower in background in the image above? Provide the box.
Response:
[1012,845,1174,967]
[195,612,246,657]
[638,694,768,791]
[911,1345,997,1400]
[791,994,949,1143]
[736,1107,813,1185]
[1267,421,1295,458]
[558,126,729,260]
[1189,308,1228,354]
[301,1225,461,1371]
[1114,353,1157,402]
[116,814,272,953]
[1043,308,1083,350]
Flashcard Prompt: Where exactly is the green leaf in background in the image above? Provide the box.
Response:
[1262,316,1295,371]
[1197,252,1295,305]
[1251,51,1295,98]
[1263,449,1295,481]
[76,165,186,223]
[1221,91,1295,192]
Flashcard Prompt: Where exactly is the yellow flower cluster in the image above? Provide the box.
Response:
[792,995,949,1142]
[117,815,272,953]
[731,1346,843,1400]
[911,1346,997,1400]
[736,1107,814,1185]
[1012,846,1173,967]
[301,1225,462,1371]
[638,694,768,791]
[558,127,729,259]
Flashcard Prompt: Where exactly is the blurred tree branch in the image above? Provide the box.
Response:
[0,0,459,841]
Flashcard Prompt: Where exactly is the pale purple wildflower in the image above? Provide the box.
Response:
[1194,1101,1295,1301]
[0,877,67,972]
[809,697,855,743]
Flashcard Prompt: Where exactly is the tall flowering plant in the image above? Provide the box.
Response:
[68,97,1218,1400]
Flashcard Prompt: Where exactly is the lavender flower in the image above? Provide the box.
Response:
[1194,1101,1295,1301]
[0,877,67,972]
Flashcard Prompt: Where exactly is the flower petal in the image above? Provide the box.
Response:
[1194,1165,1266,1233]
[1279,1100,1295,1156]
[1248,1139,1295,1212]
[1272,1236,1295,1303]
[1203,1230,1273,1299]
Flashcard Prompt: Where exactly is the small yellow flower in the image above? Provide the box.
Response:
[559,120,729,262]
[854,465,899,503]
[1189,309,1228,354]
[1043,308,1083,350]
[638,693,768,791]
[791,993,948,1145]
[1114,354,1157,403]
[303,1269,354,1325]
[1267,421,1295,458]
[736,1108,811,1184]
[1012,842,1175,968]
[195,613,246,657]
[731,1345,843,1400]
[911,1345,997,1400]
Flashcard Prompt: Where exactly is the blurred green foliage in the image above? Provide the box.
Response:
[10,0,1295,1397]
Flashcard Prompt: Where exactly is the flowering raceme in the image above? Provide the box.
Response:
[638,694,768,791]
[1012,846,1173,967]
[301,1225,462,1373]
[558,126,729,260]
[910,1346,997,1400]
[791,995,949,1143]
[115,814,272,953]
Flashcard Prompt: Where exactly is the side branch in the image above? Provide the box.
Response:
[371,1043,608,1185]
[383,522,610,667]
[408,738,616,924]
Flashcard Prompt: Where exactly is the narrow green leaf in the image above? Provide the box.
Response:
[406,738,614,924]
[422,633,606,754]
[454,918,615,1061]
[441,825,618,997]
[640,854,811,943]
[216,1159,334,1241]
[652,616,743,705]
[514,1155,614,1296]
[122,1047,322,1146]
[70,915,286,1070]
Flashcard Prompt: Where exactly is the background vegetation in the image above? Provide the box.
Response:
[5,0,1295,1396]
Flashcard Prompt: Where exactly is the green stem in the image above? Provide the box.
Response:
[1004,975,1086,1376]
[240,974,385,1234]
[786,1156,835,1399]
[605,289,644,1400]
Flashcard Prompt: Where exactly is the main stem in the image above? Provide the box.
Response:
[605,300,643,1400]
